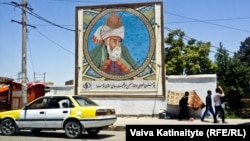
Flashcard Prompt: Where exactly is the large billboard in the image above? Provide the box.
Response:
[75,1,165,96]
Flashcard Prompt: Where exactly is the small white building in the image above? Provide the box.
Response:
[45,85,74,96]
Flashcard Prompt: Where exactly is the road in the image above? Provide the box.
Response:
[0,130,126,141]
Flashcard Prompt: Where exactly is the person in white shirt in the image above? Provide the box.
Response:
[213,86,226,123]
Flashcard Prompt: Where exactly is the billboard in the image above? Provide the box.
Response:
[75,1,165,96]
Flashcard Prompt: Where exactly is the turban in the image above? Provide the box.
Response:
[93,13,124,44]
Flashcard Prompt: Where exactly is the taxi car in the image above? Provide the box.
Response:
[0,95,117,138]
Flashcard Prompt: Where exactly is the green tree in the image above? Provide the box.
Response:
[164,29,185,75]
[235,37,250,98]
[236,37,250,65]
[164,29,217,75]
[215,42,250,116]
[214,42,230,86]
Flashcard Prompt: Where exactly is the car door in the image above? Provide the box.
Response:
[44,96,72,128]
[17,97,49,128]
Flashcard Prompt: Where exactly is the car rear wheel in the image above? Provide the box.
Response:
[86,128,101,136]
[0,118,17,136]
[64,121,82,138]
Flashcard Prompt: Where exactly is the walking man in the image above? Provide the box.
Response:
[201,90,217,123]
[213,86,227,123]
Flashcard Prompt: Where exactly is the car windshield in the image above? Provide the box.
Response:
[72,96,98,106]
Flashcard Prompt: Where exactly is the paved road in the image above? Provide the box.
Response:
[0,130,125,141]
[0,117,249,141]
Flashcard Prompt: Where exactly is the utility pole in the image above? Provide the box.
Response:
[21,0,27,106]
[11,0,35,106]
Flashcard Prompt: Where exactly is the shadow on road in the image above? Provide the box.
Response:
[2,130,115,139]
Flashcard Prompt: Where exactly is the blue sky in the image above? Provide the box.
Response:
[1,0,250,85]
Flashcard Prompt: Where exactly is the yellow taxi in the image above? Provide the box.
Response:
[0,95,116,138]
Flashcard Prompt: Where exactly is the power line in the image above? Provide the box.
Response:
[3,1,250,34]
[3,1,74,85]
[48,0,109,3]
[164,26,234,54]
[34,29,74,55]
[6,1,75,55]
[27,33,35,73]
[26,9,75,32]
[165,11,250,33]
[166,16,250,24]
[23,1,75,55]
[2,1,75,31]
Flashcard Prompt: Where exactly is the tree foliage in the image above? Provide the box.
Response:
[164,29,217,75]
[214,42,250,116]
[214,43,231,85]
[236,37,250,65]
[234,37,250,99]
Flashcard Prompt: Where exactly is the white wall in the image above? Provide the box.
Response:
[165,74,217,118]
[92,97,166,116]
[91,74,217,118]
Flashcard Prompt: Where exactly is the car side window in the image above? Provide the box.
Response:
[28,97,49,109]
[48,102,60,108]
[46,96,74,109]
[48,99,60,109]
[58,97,74,108]
[27,96,75,109]
[62,102,69,108]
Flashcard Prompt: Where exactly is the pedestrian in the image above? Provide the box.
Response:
[178,91,190,120]
[213,86,227,123]
[201,90,217,123]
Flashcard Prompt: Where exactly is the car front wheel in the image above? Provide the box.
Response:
[64,120,82,139]
[0,118,17,136]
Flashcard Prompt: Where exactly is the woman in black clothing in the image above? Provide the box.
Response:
[178,91,190,120]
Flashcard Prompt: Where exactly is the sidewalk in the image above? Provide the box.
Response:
[106,116,250,131]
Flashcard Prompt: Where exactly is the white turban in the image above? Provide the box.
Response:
[93,25,124,44]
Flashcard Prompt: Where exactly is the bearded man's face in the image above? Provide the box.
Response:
[106,37,122,61]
